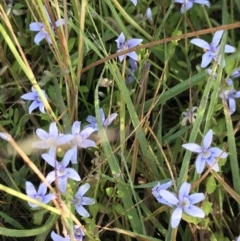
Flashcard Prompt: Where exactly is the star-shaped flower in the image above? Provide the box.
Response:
[174,0,210,14]
[160,182,205,228]
[85,108,117,131]
[29,6,65,45]
[72,183,95,218]
[32,122,74,157]
[42,149,81,193]
[21,86,48,113]
[190,30,236,68]
[182,129,228,174]
[70,121,96,164]
[219,88,240,115]
[152,181,173,206]
[51,226,84,241]
[115,32,143,62]
[25,181,55,208]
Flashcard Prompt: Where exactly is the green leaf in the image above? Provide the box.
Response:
[114,203,125,215]
[206,176,217,194]
[0,211,24,229]
[202,201,213,215]
[33,209,48,225]
[106,187,114,197]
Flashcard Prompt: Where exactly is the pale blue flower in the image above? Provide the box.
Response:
[51,226,84,241]
[130,0,137,6]
[21,86,48,113]
[115,32,143,62]
[72,183,95,217]
[42,149,81,193]
[190,30,235,68]
[160,182,205,228]
[29,6,65,45]
[152,181,173,206]
[219,88,240,115]
[32,122,74,157]
[182,129,228,174]
[70,121,96,164]
[174,0,210,14]
[85,108,117,131]
[145,8,153,22]
[25,181,55,208]
[227,68,240,86]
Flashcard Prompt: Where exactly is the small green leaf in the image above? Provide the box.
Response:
[114,203,125,215]
[68,38,76,53]
[106,187,114,197]
[202,200,213,215]
[33,209,48,225]
[206,175,217,194]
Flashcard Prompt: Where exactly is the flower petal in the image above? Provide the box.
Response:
[36,128,49,140]
[46,171,56,183]
[38,182,47,195]
[25,181,37,197]
[209,147,228,158]
[206,157,219,172]
[224,45,235,53]
[51,231,69,241]
[55,19,65,27]
[21,92,36,100]
[201,51,212,68]
[171,207,182,228]
[195,154,206,174]
[49,122,58,139]
[182,143,202,153]
[42,153,56,167]
[43,194,56,205]
[76,183,90,197]
[0,132,11,141]
[34,31,45,45]
[212,30,223,46]
[28,101,39,113]
[72,121,80,135]
[78,139,96,148]
[190,38,210,50]
[75,205,90,217]
[184,205,205,218]
[127,51,139,61]
[66,168,81,181]
[159,190,179,205]
[81,197,95,205]
[229,97,236,114]
[179,182,191,201]
[194,0,210,7]
[188,193,205,204]
[203,129,213,149]
[104,113,118,127]
[127,39,143,48]
[62,149,73,167]
[115,32,125,49]
[29,22,43,31]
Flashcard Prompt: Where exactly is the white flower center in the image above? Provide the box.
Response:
[76,135,83,145]
[203,150,211,158]
[181,197,190,208]
[46,137,55,146]
[35,195,43,202]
